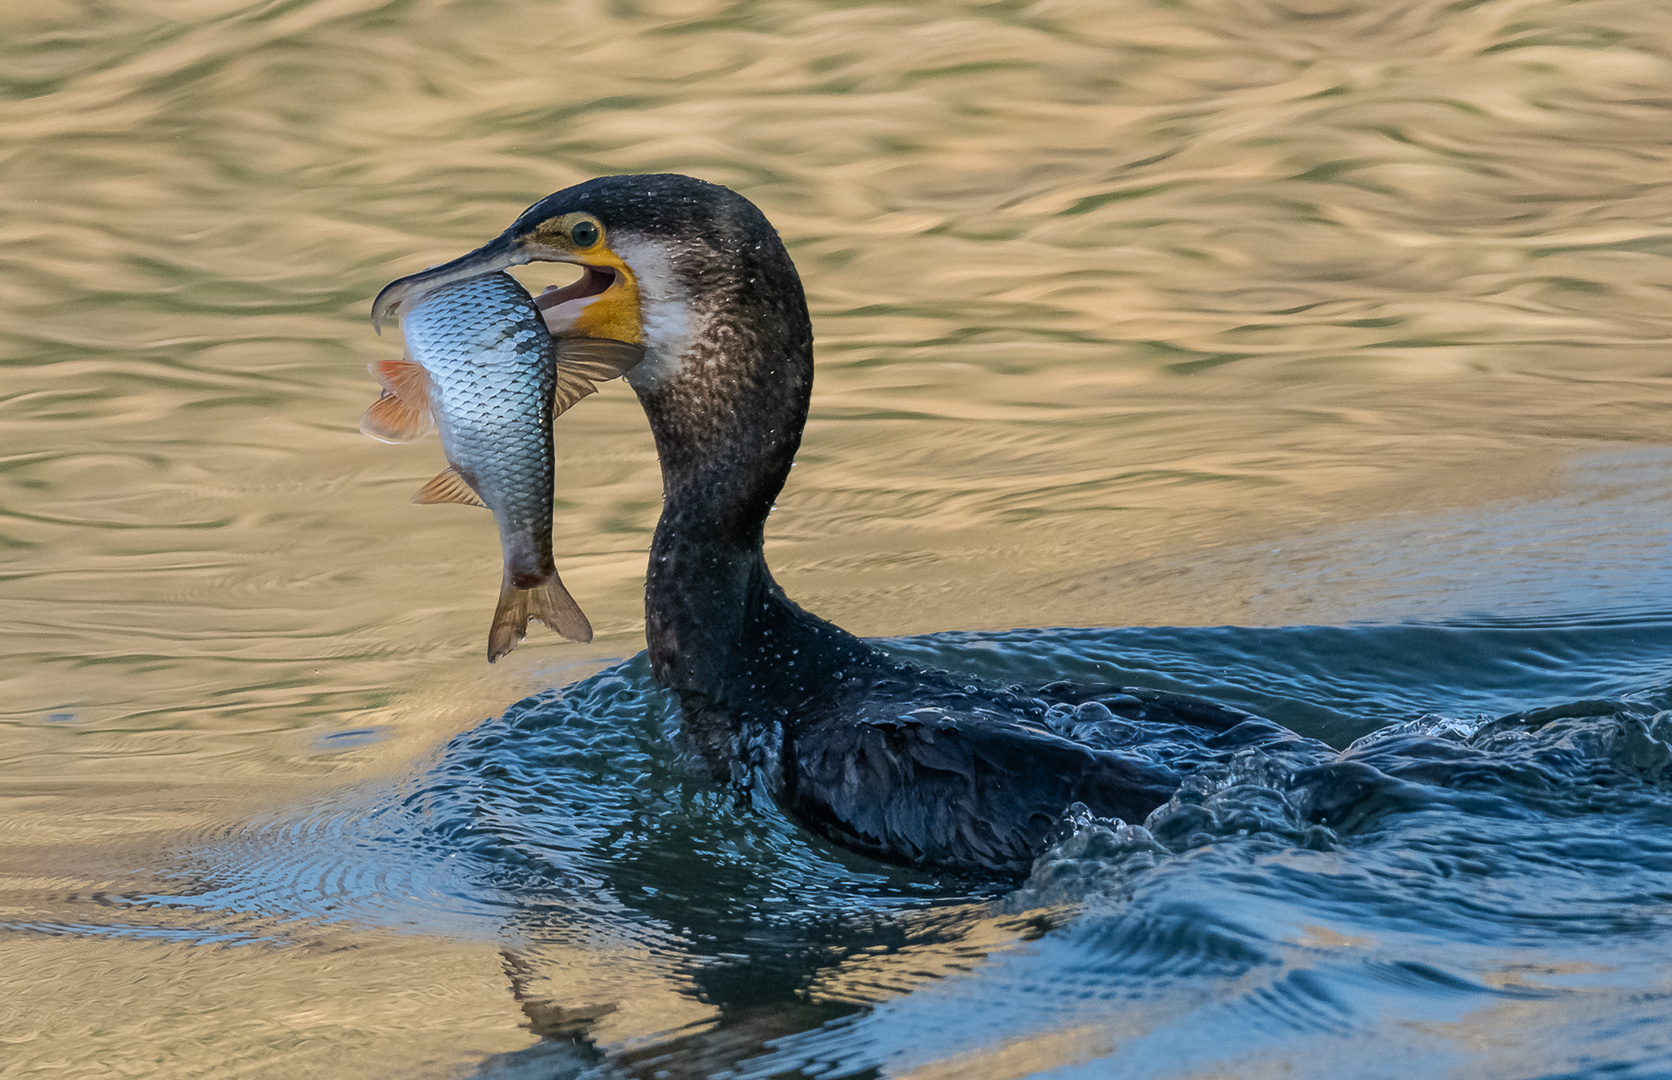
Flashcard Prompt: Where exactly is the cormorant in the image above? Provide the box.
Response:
[373,174,1266,876]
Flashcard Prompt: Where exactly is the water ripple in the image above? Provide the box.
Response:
[8,0,1672,1074]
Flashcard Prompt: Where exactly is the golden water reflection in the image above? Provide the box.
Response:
[3,0,1672,1075]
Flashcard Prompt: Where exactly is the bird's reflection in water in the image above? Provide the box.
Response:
[474,891,1052,1079]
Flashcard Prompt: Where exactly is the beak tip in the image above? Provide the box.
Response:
[371,283,400,334]
[370,230,521,337]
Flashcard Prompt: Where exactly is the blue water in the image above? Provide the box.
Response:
[135,613,1672,1078]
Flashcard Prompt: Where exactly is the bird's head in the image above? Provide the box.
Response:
[373,174,807,392]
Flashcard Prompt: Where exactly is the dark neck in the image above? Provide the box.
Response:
[632,251,883,716]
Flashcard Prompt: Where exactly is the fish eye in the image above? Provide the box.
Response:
[570,219,600,249]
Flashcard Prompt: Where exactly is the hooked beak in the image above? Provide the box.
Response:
[372,229,534,333]
[373,223,639,345]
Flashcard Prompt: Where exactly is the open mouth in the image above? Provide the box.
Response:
[535,264,617,310]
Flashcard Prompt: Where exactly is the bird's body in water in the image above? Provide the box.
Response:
[373,174,1274,876]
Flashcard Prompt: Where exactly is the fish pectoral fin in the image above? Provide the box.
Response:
[360,390,435,443]
[555,336,644,380]
[411,466,488,508]
[360,358,435,443]
[488,573,593,662]
[368,357,433,405]
[551,337,645,415]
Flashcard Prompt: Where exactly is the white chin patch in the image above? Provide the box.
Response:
[611,233,700,391]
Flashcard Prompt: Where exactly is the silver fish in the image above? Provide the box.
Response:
[361,270,639,661]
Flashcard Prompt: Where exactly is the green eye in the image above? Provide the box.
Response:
[570,220,600,248]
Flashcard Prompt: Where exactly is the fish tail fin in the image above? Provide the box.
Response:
[530,573,593,644]
[487,583,528,663]
[487,574,593,662]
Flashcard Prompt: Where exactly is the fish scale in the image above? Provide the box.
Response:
[404,273,557,574]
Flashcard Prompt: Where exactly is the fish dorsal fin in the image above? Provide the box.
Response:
[359,358,434,443]
[412,466,487,508]
[552,337,644,415]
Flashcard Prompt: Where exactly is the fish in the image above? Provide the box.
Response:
[360,270,640,661]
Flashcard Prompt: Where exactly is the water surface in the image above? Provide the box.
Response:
[4,0,1672,1076]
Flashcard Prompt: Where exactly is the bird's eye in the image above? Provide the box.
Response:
[570,220,600,248]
